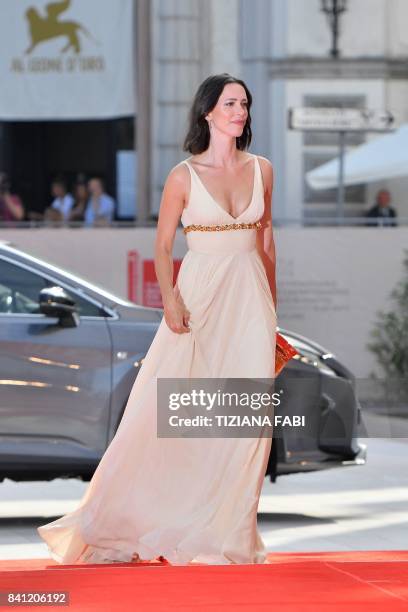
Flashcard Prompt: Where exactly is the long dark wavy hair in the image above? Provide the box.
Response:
[183,73,253,154]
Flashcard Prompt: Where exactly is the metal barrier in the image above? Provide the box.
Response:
[0,217,408,229]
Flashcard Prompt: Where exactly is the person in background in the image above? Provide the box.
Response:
[0,173,24,223]
[365,189,398,227]
[46,176,74,222]
[84,177,115,226]
[68,175,89,224]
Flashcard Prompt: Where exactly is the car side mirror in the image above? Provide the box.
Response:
[39,286,80,328]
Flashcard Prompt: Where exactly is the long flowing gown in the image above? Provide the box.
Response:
[38,153,277,566]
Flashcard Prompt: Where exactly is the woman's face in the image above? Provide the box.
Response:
[206,82,249,139]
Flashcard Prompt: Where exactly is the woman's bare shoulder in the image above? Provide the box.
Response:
[255,154,273,172]
[254,155,274,192]
[159,161,191,210]
[164,160,190,189]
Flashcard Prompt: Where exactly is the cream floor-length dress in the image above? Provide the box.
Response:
[38,153,277,566]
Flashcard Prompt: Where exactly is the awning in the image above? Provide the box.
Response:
[306,124,408,190]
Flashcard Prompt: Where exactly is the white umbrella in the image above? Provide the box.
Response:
[306,124,408,190]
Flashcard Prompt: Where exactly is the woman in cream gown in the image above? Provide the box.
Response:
[38,74,277,566]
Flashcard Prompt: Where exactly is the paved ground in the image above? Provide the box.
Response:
[0,438,407,560]
[259,437,408,552]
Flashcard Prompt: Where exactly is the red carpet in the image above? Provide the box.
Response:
[0,551,407,611]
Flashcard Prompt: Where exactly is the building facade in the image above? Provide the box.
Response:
[148,0,408,222]
[1,0,407,223]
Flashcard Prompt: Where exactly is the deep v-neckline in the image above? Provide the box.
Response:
[186,154,257,221]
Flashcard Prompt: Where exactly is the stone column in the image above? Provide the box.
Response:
[136,0,152,224]
[150,0,241,216]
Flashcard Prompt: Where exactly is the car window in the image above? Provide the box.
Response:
[0,259,103,317]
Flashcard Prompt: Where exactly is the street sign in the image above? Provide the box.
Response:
[289,106,395,220]
[288,107,395,132]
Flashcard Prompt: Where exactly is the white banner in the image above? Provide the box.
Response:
[0,0,135,119]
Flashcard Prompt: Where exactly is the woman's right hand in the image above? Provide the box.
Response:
[163,286,191,334]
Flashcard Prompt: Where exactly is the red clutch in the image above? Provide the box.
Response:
[275,332,298,377]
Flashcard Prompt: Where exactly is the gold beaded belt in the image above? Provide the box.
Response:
[183,221,262,234]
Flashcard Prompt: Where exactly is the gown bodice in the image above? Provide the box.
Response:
[180,154,265,254]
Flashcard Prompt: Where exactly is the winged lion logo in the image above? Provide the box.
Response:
[25,0,97,54]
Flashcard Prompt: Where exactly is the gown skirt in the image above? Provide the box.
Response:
[38,154,277,565]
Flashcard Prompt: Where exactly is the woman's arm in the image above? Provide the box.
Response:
[154,164,191,334]
[255,157,277,310]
